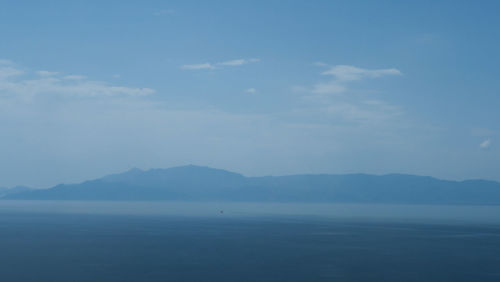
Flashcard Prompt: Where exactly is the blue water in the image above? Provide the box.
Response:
[1,201,500,281]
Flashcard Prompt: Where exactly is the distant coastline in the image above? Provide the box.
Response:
[4,165,500,205]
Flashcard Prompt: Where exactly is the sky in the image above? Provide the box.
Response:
[0,0,499,187]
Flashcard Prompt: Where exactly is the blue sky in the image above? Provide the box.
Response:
[1,0,499,187]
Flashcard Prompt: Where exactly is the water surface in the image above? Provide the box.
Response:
[1,201,500,281]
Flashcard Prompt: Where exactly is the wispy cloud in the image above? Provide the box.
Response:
[36,70,59,77]
[480,139,492,149]
[180,63,215,70]
[181,58,259,70]
[308,64,402,95]
[0,66,23,79]
[245,88,257,94]
[295,63,405,128]
[321,65,401,82]
[0,64,155,99]
[63,75,87,80]
[219,58,260,66]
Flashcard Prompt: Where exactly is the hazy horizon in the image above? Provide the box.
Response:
[3,164,500,190]
[1,1,499,188]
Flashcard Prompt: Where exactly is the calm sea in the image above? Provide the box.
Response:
[1,201,500,281]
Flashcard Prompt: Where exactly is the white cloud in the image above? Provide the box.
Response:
[480,139,492,149]
[64,75,87,80]
[219,59,246,66]
[180,63,215,70]
[36,70,59,77]
[245,88,257,94]
[0,64,155,99]
[219,58,260,66]
[321,65,401,81]
[0,67,23,79]
[181,58,259,70]
[307,64,402,95]
[297,64,404,127]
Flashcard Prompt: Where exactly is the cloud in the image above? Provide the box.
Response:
[64,75,87,80]
[0,66,23,79]
[245,88,257,94]
[321,65,401,81]
[219,58,260,66]
[480,139,492,149]
[308,64,402,95]
[180,63,215,70]
[181,58,259,70]
[36,70,59,77]
[296,63,404,128]
[0,64,155,99]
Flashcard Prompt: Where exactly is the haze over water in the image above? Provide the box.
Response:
[3,201,500,224]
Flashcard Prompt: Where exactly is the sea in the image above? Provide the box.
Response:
[1,201,500,281]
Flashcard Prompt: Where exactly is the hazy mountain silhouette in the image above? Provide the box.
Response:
[0,186,32,198]
[6,165,500,205]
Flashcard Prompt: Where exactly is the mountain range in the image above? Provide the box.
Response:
[0,186,31,198]
[4,165,500,205]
